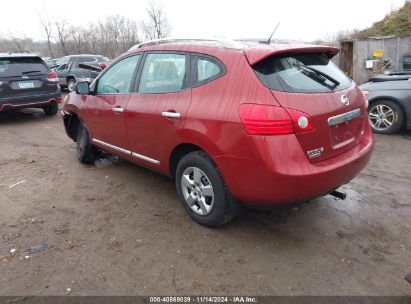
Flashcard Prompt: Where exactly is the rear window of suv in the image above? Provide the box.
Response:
[253,53,352,93]
[0,57,48,77]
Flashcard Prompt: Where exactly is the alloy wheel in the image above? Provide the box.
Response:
[368,104,395,131]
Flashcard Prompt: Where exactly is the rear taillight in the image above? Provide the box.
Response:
[286,108,315,133]
[239,104,314,136]
[99,63,107,69]
[48,71,58,82]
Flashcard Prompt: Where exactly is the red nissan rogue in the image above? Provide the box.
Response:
[62,39,374,227]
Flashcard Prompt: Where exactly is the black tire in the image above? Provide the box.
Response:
[368,100,405,134]
[76,122,95,164]
[175,151,241,227]
[43,101,58,116]
[67,78,76,92]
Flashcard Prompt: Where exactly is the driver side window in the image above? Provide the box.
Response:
[97,55,140,94]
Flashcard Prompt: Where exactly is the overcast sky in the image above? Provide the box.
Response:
[0,0,408,42]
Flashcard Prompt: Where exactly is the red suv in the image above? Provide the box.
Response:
[62,39,374,227]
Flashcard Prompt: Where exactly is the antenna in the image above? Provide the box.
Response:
[261,22,281,45]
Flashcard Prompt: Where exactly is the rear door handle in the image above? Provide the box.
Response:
[162,111,181,119]
[112,107,124,113]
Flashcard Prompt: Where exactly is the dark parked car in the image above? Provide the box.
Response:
[361,77,411,134]
[56,61,102,91]
[0,52,61,115]
[62,39,374,227]
[59,54,109,68]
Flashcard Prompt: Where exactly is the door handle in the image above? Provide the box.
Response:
[112,107,124,113]
[162,111,181,119]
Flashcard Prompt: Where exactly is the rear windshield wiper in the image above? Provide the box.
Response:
[5,70,46,78]
[22,70,46,76]
[21,70,42,74]
[299,66,340,90]
[304,66,340,87]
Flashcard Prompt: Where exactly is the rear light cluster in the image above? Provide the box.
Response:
[239,104,314,136]
[99,63,108,69]
[48,71,58,82]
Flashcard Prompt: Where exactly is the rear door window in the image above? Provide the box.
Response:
[138,53,187,94]
[253,53,352,93]
[0,57,48,77]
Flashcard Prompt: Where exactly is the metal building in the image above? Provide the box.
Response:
[339,35,411,84]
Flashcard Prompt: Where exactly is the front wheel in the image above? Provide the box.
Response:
[175,151,240,227]
[367,100,404,134]
[76,122,95,164]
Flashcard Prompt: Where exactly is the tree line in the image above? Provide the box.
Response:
[0,1,171,59]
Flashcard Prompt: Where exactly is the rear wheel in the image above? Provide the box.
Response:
[43,101,58,116]
[76,122,95,164]
[175,151,240,227]
[67,78,76,92]
[368,100,404,134]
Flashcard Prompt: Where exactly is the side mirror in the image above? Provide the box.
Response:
[75,81,90,95]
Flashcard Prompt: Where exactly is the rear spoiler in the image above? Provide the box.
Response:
[244,46,339,66]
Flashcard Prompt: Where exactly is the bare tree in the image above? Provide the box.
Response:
[55,20,69,56]
[142,0,171,40]
[38,13,54,57]
[2,13,149,58]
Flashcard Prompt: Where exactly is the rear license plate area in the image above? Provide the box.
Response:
[330,122,355,149]
[18,81,35,89]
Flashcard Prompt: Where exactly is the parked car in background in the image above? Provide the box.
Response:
[62,39,374,227]
[56,61,102,91]
[361,76,411,134]
[45,58,60,69]
[0,52,61,115]
[59,54,110,69]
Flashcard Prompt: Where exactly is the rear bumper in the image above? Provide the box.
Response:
[0,97,62,112]
[216,123,375,205]
[0,90,62,112]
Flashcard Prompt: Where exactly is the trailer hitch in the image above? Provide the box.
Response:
[329,190,347,200]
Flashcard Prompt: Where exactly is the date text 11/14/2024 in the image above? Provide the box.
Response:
[149,296,258,303]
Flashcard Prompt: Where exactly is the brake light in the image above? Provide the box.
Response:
[239,104,314,135]
[99,63,107,69]
[48,71,58,82]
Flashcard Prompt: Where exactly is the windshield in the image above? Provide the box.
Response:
[253,53,352,93]
[0,57,48,77]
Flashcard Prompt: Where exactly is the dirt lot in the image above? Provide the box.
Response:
[0,104,410,296]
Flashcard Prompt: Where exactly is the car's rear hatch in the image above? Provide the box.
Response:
[247,46,367,163]
[0,56,57,103]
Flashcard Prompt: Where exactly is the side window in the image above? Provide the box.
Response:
[139,53,187,94]
[193,55,225,86]
[57,64,68,71]
[97,55,140,94]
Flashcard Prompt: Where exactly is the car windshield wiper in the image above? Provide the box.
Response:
[21,70,42,74]
[5,70,46,78]
[299,66,340,90]
[304,66,340,87]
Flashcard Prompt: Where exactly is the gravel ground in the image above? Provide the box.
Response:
[0,105,410,296]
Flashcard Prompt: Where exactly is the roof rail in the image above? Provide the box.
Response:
[129,38,243,51]
[7,50,32,54]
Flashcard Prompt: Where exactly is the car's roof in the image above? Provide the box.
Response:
[65,54,103,58]
[0,52,41,58]
[127,39,339,65]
